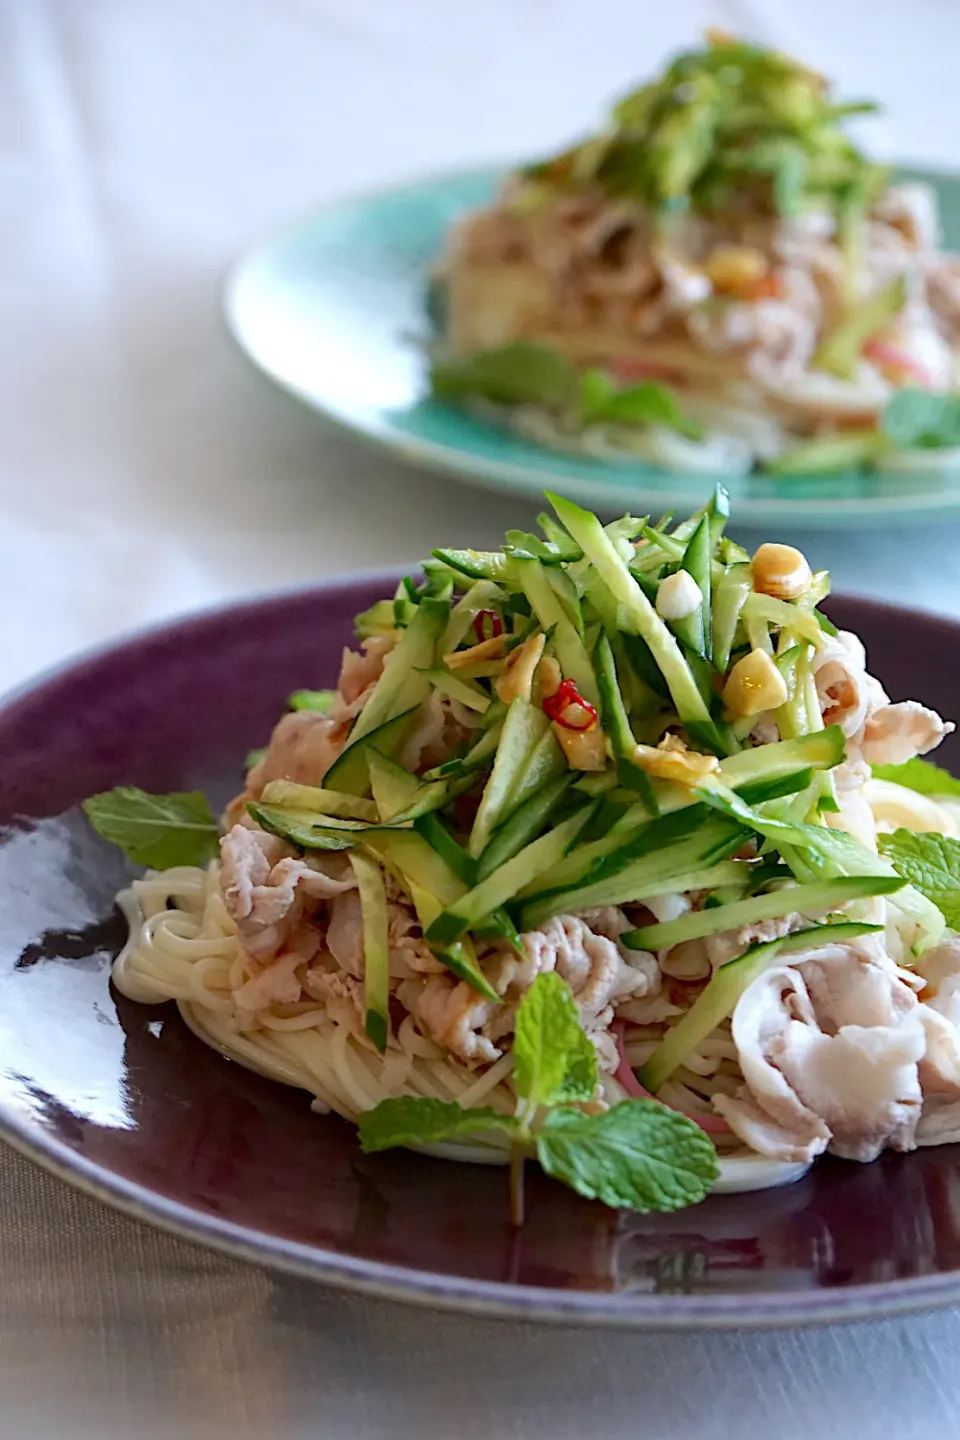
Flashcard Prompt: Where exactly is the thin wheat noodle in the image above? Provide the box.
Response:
[259,1007,329,1032]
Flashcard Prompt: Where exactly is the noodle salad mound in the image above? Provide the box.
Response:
[429,34,960,480]
[86,488,960,1219]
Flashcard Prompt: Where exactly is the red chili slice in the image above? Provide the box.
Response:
[473,609,504,642]
[543,678,598,731]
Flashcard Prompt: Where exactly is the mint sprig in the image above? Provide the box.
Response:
[83,786,220,869]
[355,972,718,1222]
[878,828,960,928]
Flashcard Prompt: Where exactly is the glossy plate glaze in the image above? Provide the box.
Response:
[225,164,960,528]
[3,579,960,1329]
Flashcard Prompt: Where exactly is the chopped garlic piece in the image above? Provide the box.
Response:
[656,570,704,622]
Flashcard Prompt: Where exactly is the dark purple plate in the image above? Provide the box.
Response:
[3,578,960,1329]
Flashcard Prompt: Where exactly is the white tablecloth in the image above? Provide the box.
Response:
[4,2,960,1435]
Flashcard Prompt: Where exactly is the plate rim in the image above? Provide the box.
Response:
[222,158,960,526]
[4,577,960,1327]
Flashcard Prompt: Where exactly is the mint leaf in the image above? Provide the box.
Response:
[82,786,220,869]
[431,342,574,408]
[512,971,597,1107]
[878,829,960,928]
[288,689,336,714]
[578,370,702,438]
[536,1100,718,1212]
[871,757,960,798]
[357,1097,517,1153]
[882,389,960,451]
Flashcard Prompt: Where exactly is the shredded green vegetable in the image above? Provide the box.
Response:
[85,485,958,1221]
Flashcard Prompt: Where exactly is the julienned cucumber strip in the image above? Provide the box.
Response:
[425,716,504,781]
[427,809,591,945]
[514,798,656,899]
[367,749,418,817]
[469,697,550,858]
[717,726,844,785]
[518,859,748,931]
[259,781,379,821]
[476,773,573,882]
[517,737,837,904]
[516,809,750,925]
[573,805,747,887]
[622,874,904,951]
[416,666,491,713]
[440,579,504,653]
[354,599,395,638]
[736,768,814,806]
[671,513,711,659]
[711,563,752,674]
[510,726,567,813]
[544,561,586,639]
[515,799,740,903]
[638,921,884,1093]
[323,706,423,797]
[741,592,824,648]
[403,875,499,1000]
[435,941,501,1001]
[351,850,391,1052]
[413,814,521,951]
[694,781,823,847]
[247,804,360,851]
[367,830,465,907]
[594,634,658,816]
[413,814,473,885]
[548,493,725,756]
[365,749,475,825]
[775,824,945,949]
[431,548,511,582]
[347,594,449,746]
[510,556,599,706]
[575,770,620,796]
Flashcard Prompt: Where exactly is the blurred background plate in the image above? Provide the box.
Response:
[5,578,960,1329]
[225,163,960,528]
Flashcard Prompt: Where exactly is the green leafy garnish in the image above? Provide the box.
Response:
[430,342,574,407]
[871,757,960,798]
[578,371,702,438]
[536,1100,718,1213]
[878,829,960,928]
[354,972,718,1221]
[431,349,701,441]
[358,1098,516,1152]
[882,389,960,451]
[512,969,597,1106]
[83,786,220,869]
[244,747,266,772]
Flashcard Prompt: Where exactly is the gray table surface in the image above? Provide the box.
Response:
[5,1,960,1436]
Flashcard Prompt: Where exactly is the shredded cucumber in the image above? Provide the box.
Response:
[548,493,725,755]
[623,874,903,950]
[469,697,550,858]
[351,851,391,1052]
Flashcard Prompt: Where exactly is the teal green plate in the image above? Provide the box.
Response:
[224,163,960,527]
